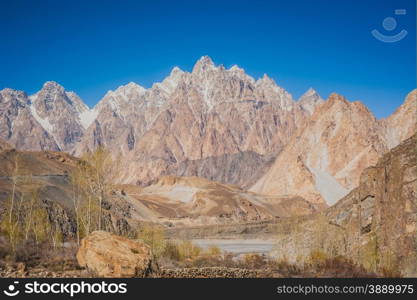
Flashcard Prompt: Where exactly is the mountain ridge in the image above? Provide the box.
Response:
[0,56,415,207]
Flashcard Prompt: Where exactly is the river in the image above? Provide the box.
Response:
[192,239,275,255]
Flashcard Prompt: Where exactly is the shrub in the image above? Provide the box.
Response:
[176,240,201,260]
[308,250,328,266]
[137,224,167,259]
[162,240,181,261]
[242,253,267,269]
[206,245,221,257]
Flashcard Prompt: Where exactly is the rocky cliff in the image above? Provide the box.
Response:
[271,134,417,276]
[0,89,59,151]
[251,93,389,206]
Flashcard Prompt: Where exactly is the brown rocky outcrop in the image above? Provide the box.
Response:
[76,231,155,277]
[271,134,417,276]
[0,138,11,151]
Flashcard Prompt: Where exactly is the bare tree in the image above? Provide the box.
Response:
[70,147,120,241]
[8,153,20,228]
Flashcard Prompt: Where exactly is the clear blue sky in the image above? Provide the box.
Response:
[0,0,415,118]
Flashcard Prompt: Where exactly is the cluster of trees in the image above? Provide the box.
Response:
[1,153,62,258]
[70,147,120,245]
[0,147,119,259]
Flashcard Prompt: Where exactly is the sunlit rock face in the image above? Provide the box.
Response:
[74,56,311,187]
[1,57,414,207]
[271,134,417,277]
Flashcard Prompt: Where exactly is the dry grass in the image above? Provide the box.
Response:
[137,224,167,259]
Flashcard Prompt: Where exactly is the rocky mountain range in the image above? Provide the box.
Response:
[0,56,415,207]
[251,93,388,205]
[0,137,315,238]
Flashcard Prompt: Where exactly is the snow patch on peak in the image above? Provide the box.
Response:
[63,91,97,129]
[79,109,98,129]
[29,103,54,134]
[308,166,349,205]
[305,149,349,205]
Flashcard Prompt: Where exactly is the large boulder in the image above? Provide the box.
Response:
[77,231,155,277]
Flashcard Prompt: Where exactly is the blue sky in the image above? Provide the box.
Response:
[0,0,415,118]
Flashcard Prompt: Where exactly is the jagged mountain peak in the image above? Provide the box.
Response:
[327,92,348,103]
[197,55,214,65]
[170,66,184,75]
[192,55,217,74]
[256,74,287,92]
[0,87,27,98]
[33,81,72,109]
[254,74,295,110]
[2,58,415,209]
[115,82,146,94]
[255,74,280,89]
[41,81,66,93]
[258,73,275,84]
[392,89,417,113]
[313,93,375,121]
[0,88,29,108]
[101,82,146,102]
[382,89,416,149]
[229,64,245,73]
[300,87,318,98]
[298,87,324,115]
[151,67,187,97]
